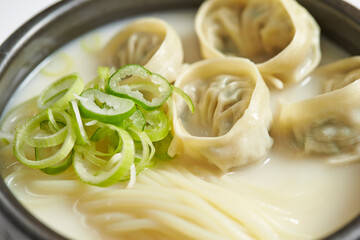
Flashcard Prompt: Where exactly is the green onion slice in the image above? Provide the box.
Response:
[35,148,74,175]
[74,145,108,167]
[78,88,136,124]
[129,127,155,172]
[142,108,169,142]
[69,100,89,145]
[97,66,111,91]
[85,67,111,91]
[81,33,102,55]
[73,125,135,187]
[0,97,39,134]
[107,64,172,111]
[121,109,146,131]
[37,73,84,110]
[90,128,119,155]
[41,52,73,77]
[13,111,76,169]
[172,86,195,113]
[127,163,136,188]
[24,125,67,148]
[75,122,121,158]
[46,108,60,131]
[89,126,110,143]
[84,120,98,126]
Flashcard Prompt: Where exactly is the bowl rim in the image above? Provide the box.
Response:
[0,0,360,239]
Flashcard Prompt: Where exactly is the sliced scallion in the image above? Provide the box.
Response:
[35,148,74,175]
[129,127,155,172]
[10,64,195,188]
[121,109,146,131]
[69,100,90,145]
[172,85,195,113]
[38,73,84,110]
[78,88,136,125]
[73,125,135,187]
[107,64,172,110]
[142,108,169,142]
[13,111,76,169]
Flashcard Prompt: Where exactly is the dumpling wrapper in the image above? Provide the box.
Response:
[195,0,321,89]
[169,58,273,171]
[99,18,183,82]
[319,56,360,92]
[276,57,360,164]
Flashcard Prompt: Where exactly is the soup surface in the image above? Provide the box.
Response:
[1,9,360,240]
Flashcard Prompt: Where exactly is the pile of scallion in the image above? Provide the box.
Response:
[12,64,194,187]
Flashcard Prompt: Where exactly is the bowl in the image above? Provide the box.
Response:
[0,0,359,239]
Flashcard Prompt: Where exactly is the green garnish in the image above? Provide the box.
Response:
[11,65,194,187]
[13,110,76,169]
[37,73,84,110]
[107,64,173,110]
[78,88,136,125]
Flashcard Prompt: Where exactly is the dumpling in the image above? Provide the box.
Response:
[169,58,273,171]
[195,0,321,89]
[276,57,360,164]
[320,56,360,92]
[99,18,183,82]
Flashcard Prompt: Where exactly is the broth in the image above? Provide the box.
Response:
[1,10,359,240]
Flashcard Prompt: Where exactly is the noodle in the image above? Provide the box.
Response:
[4,163,320,239]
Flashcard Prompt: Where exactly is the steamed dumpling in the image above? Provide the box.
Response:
[99,18,183,82]
[195,0,321,89]
[276,57,360,164]
[320,56,360,92]
[169,58,273,171]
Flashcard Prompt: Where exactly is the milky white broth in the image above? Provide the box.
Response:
[1,9,360,240]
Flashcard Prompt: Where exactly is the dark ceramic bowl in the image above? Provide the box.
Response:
[0,0,359,239]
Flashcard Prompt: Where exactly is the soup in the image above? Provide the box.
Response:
[1,3,360,240]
